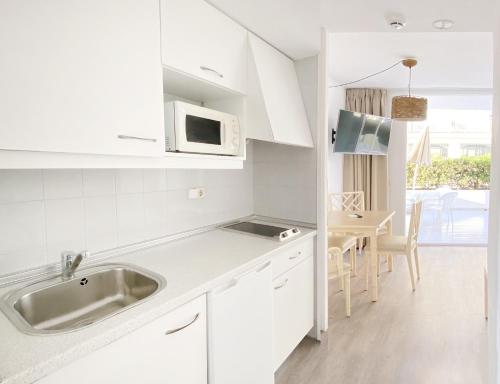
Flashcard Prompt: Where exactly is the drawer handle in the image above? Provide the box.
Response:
[200,65,224,78]
[117,134,157,143]
[165,313,200,335]
[289,251,302,260]
[256,261,271,272]
[274,279,289,290]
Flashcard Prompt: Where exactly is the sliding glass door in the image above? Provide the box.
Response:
[406,93,492,245]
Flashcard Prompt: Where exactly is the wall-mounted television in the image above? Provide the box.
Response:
[333,109,392,155]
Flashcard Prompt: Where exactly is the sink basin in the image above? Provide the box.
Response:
[1,263,166,334]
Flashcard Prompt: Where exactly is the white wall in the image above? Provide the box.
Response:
[253,56,318,224]
[488,2,500,382]
[386,90,408,236]
[327,86,345,193]
[0,144,253,276]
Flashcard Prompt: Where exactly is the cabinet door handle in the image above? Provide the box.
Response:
[117,134,157,143]
[214,278,238,294]
[274,279,289,290]
[165,313,200,335]
[256,261,271,272]
[200,66,224,78]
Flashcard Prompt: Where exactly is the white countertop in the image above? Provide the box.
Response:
[0,223,316,384]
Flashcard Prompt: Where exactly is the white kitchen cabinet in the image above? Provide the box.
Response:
[0,0,165,157]
[273,255,314,370]
[247,34,314,148]
[161,0,247,94]
[208,261,274,384]
[37,295,207,384]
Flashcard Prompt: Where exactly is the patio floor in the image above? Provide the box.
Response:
[407,189,489,245]
[407,208,489,245]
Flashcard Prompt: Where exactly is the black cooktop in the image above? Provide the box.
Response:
[222,221,300,241]
[225,222,289,237]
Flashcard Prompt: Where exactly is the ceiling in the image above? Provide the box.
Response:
[208,0,496,60]
[329,33,493,89]
[322,0,496,34]
[207,0,320,59]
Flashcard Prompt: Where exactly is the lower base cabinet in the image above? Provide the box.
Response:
[273,255,314,370]
[37,295,207,384]
[208,260,274,384]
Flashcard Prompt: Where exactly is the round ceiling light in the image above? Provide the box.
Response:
[389,20,406,30]
[432,19,454,30]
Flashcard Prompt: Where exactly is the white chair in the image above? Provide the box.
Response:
[328,191,365,213]
[328,235,357,276]
[424,189,458,234]
[371,201,423,291]
[328,191,367,252]
[328,246,352,317]
[328,191,388,259]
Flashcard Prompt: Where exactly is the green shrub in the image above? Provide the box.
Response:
[406,155,491,190]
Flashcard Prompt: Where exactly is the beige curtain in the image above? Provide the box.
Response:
[343,89,389,210]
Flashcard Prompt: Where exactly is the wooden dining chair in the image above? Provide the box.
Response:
[328,246,351,317]
[370,201,423,291]
[328,191,367,251]
[328,191,388,245]
[328,191,365,213]
[328,235,358,276]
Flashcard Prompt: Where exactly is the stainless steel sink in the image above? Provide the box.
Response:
[1,263,166,335]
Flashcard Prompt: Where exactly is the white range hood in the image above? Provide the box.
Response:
[245,34,314,148]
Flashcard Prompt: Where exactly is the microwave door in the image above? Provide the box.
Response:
[178,114,229,154]
[185,115,221,145]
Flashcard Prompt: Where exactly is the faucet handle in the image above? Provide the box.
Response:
[61,250,77,264]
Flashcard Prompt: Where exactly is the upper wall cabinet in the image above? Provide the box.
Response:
[246,34,314,148]
[161,0,247,96]
[0,0,165,157]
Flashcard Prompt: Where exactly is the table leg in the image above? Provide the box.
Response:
[370,233,378,302]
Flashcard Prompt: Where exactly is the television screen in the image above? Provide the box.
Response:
[333,109,392,155]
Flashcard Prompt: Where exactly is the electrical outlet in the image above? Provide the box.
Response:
[188,187,206,199]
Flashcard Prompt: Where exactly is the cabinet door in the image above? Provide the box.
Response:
[273,256,314,370]
[161,0,247,94]
[38,295,207,384]
[247,34,313,148]
[208,261,273,384]
[0,0,164,156]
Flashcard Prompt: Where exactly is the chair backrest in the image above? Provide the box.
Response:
[440,191,458,211]
[328,191,365,212]
[407,200,423,250]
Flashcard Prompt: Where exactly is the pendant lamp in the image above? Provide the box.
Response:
[391,59,427,121]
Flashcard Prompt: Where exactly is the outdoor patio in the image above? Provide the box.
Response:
[406,189,489,245]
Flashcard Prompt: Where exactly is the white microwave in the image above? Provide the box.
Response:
[164,101,241,156]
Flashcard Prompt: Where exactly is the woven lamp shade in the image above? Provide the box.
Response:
[391,95,427,121]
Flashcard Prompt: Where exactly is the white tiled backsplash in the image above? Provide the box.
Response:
[253,141,316,224]
[0,149,253,276]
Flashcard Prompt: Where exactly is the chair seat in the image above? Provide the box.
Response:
[328,235,357,251]
[377,235,408,252]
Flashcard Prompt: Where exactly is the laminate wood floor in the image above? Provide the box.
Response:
[276,247,487,384]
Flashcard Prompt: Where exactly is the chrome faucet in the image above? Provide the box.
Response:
[61,251,88,280]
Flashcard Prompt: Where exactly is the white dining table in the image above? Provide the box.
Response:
[328,210,395,302]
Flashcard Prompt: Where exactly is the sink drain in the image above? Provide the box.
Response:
[80,277,88,286]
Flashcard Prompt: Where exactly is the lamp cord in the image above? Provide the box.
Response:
[408,67,412,97]
[329,60,404,88]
